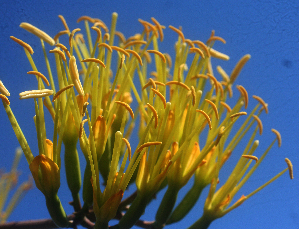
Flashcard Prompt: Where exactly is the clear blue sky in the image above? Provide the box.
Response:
[0,1,298,228]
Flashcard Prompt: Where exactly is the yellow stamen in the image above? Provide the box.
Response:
[147,103,158,128]
[10,36,34,55]
[69,28,81,47]
[122,138,132,161]
[217,66,230,82]
[205,99,219,120]
[165,81,190,91]
[285,158,293,179]
[196,109,212,130]
[220,101,232,113]
[191,86,196,106]
[81,58,106,68]
[169,25,185,42]
[230,112,247,119]
[192,40,210,57]
[75,34,85,44]
[151,88,167,109]
[53,30,69,43]
[151,17,164,41]
[0,94,10,105]
[70,56,84,96]
[164,53,172,68]
[252,95,268,114]
[91,26,102,43]
[98,43,113,52]
[20,22,55,46]
[58,15,70,32]
[236,85,248,109]
[77,16,95,23]
[125,49,143,66]
[123,40,147,49]
[189,48,205,59]
[19,89,53,99]
[111,46,130,57]
[147,50,166,63]
[0,80,10,96]
[115,31,126,44]
[136,141,162,153]
[52,84,74,102]
[55,43,71,58]
[209,48,230,60]
[115,101,134,119]
[207,36,226,44]
[242,155,258,163]
[271,129,281,147]
[49,48,67,62]
[27,71,50,86]
[253,115,263,135]
[230,54,251,84]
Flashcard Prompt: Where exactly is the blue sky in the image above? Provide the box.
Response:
[0,1,298,228]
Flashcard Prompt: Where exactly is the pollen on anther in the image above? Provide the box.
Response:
[166,81,190,91]
[189,48,205,59]
[236,85,248,109]
[115,101,134,119]
[136,141,162,153]
[205,99,219,120]
[52,84,74,102]
[98,43,113,53]
[242,155,258,163]
[49,48,67,62]
[230,112,247,119]
[253,95,268,114]
[10,36,34,55]
[271,129,282,147]
[253,115,263,135]
[82,58,106,68]
[0,94,10,105]
[285,158,293,179]
[147,50,166,63]
[122,138,132,161]
[125,49,143,66]
[151,88,167,109]
[147,103,158,128]
[169,25,185,42]
[27,71,50,86]
[196,109,212,130]
[111,46,130,57]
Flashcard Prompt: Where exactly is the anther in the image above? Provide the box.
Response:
[27,71,50,86]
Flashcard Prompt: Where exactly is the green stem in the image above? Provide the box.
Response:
[167,183,205,225]
[154,185,179,228]
[45,194,69,228]
[118,194,148,229]
[187,212,215,229]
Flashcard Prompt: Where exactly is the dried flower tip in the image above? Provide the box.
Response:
[0,94,10,105]
[20,22,55,46]
[169,25,185,42]
[0,80,10,96]
[253,115,263,135]
[125,49,143,66]
[151,88,167,109]
[10,36,34,54]
[115,101,134,119]
[285,158,293,179]
[147,103,158,128]
[230,54,251,84]
[81,58,106,68]
[252,95,268,114]
[136,141,162,153]
[205,99,219,120]
[230,111,247,119]
[242,155,258,163]
[70,56,84,96]
[79,119,88,138]
[27,71,50,86]
[111,46,130,57]
[122,138,132,161]
[147,50,166,63]
[19,89,53,100]
[52,84,74,102]
[271,129,282,147]
[189,48,205,59]
[98,43,113,53]
[165,81,190,91]
[196,109,212,130]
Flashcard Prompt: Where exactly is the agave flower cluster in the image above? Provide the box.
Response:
[0,13,293,229]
